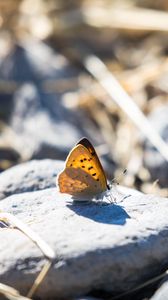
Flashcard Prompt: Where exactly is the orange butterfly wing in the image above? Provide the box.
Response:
[57,138,108,197]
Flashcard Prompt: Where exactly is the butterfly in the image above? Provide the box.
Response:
[57,138,110,200]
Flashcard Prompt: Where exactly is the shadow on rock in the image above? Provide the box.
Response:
[67,202,130,225]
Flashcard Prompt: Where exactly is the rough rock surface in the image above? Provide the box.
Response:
[0,182,168,299]
[150,278,168,300]
[0,159,64,200]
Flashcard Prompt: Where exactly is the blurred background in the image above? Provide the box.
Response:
[0,0,168,196]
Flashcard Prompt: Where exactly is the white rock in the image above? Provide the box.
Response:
[0,159,64,200]
[0,186,168,299]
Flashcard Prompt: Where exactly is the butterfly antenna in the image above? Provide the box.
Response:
[108,169,127,188]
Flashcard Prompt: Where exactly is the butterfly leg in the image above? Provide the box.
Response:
[96,199,110,206]
[94,195,107,206]
[105,190,117,204]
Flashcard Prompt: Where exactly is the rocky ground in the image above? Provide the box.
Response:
[0,1,168,299]
[0,159,168,300]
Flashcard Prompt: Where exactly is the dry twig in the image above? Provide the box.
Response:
[84,55,168,162]
[0,212,55,298]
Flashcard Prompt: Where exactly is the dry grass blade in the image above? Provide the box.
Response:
[120,58,168,94]
[111,270,168,299]
[0,212,55,298]
[54,6,168,33]
[0,283,31,300]
[27,260,52,298]
[84,55,168,162]
[83,6,168,32]
[0,212,55,260]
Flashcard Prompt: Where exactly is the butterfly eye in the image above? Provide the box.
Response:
[107,184,110,190]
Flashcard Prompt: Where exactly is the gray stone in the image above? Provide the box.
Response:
[0,40,89,161]
[0,40,78,82]
[1,40,112,163]
[75,298,103,300]
[0,159,64,200]
[0,147,20,171]
[0,186,168,299]
[151,278,168,300]
[0,39,114,165]
[11,84,82,160]
[0,94,13,120]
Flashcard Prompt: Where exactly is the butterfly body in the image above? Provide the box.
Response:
[57,138,109,199]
